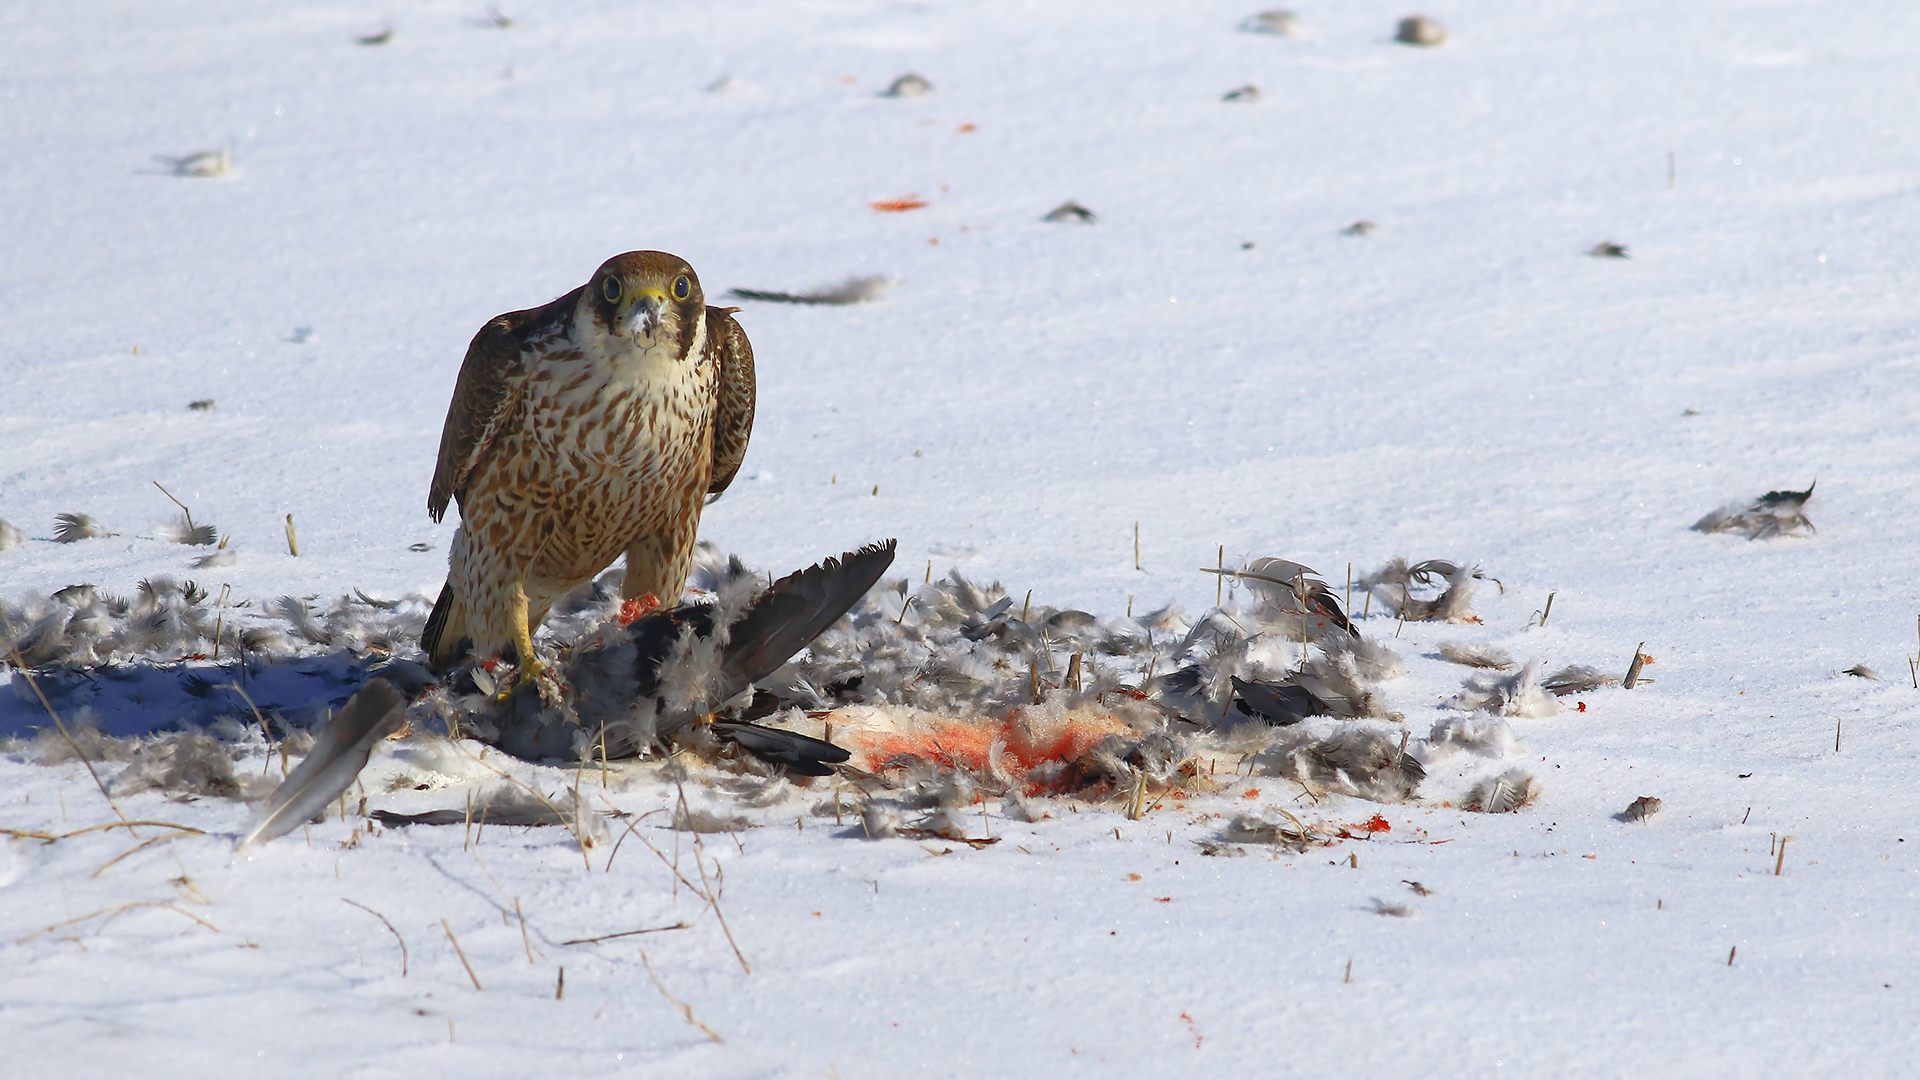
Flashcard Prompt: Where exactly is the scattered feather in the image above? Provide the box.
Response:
[109,732,243,800]
[1618,795,1661,822]
[1588,240,1630,259]
[1541,664,1614,696]
[1222,811,1322,849]
[1437,641,1514,670]
[1448,659,1557,717]
[1693,481,1816,540]
[1465,768,1540,813]
[860,802,901,839]
[1241,10,1304,37]
[0,519,25,551]
[1404,880,1433,896]
[156,516,218,546]
[673,805,755,833]
[270,595,333,645]
[356,28,393,46]
[188,398,216,411]
[727,275,892,306]
[191,548,237,569]
[157,150,232,177]
[882,73,932,98]
[53,513,111,543]
[1395,15,1447,46]
[1370,898,1418,918]
[1222,84,1263,103]
[1341,220,1379,236]
[706,75,751,94]
[1843,664,1879,680]
[1042,200,1099,224]
[1426,714,1517,760]
[238,679,406,849]
[1360,558,1481,622]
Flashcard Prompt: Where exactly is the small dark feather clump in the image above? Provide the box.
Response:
[1617,795,1661,822]
[1693,482,1816,540]
[727,276,891,306]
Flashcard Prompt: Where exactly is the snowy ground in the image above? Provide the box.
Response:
[3,0,1918,1075]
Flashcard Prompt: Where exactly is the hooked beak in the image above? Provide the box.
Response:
[624,288,666,339]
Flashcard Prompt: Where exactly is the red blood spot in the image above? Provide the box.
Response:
[1362,814,1392,833]
[1577,701,1588,712]
[957,122,976,133]
[617,593,660,625]
[1152,897,1172,903]
[871,196,928,212]
[1243,788,1260,799]
[1126,873,1141,881]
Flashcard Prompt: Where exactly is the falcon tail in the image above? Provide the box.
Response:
[420,580,470,673]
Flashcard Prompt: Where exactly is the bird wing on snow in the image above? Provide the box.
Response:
[482,541,897,765]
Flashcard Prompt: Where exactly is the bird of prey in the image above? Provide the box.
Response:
[421,251,756,686]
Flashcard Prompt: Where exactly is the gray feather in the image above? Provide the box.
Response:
[237,679,405,850]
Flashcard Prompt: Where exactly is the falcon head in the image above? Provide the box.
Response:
[585,250,706,351]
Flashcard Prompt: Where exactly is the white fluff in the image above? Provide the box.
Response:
[1438,641,1514,670]
[1447,659,1558,718]
[1425,714,1518,760]
[1466,768,1540,813]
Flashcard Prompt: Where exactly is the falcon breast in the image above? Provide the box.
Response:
[420,251,756,679]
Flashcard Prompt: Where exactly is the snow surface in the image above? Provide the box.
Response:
[3,0,1919,1075]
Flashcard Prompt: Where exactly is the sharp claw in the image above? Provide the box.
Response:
[494,659,547,701]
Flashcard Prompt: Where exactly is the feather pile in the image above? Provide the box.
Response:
[4,544,1590,832]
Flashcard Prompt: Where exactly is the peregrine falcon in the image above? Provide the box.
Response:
[420,251,756,684]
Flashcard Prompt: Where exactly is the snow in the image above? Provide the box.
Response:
[3,0,1918,1074]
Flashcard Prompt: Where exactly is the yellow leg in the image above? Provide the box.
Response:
[502,583,546,698]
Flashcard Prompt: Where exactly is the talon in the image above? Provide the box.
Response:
[495,658,547,701]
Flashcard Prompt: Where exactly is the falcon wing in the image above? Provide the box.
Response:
[704,306,756,496]
[427,300,564,522]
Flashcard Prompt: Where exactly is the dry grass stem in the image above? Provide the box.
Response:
[558,922,690,946]
[640,949,722,1042]
[441,918,483,989]
[17,899,217,944]
[92,829,202,877]
[515,897,537,963]
[342,899,409,975]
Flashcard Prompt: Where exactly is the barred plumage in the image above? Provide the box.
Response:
[421,251,756,681]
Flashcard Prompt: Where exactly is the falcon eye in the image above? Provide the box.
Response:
[602,278,621,304]
[672,275,691,301]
